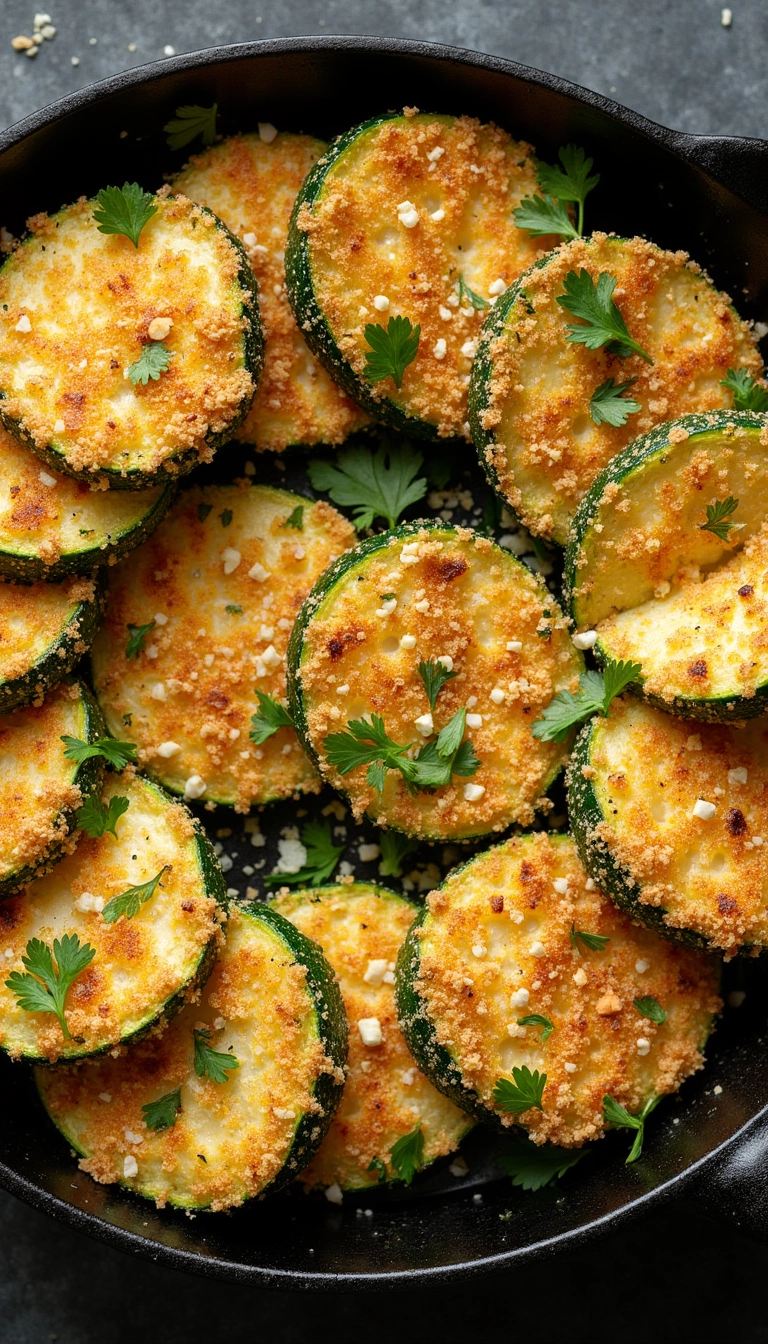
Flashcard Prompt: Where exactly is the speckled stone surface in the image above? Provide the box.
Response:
[0,1,767,1340]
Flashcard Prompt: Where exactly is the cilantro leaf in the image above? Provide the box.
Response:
[378,831,419,877]
[5,934,95,1041]
[603,1093,661,1163]
[249,691,294,745]
[570,926,611,952]
[700,496,740,542]
[101,865,170,925]
[127,342,173,387]
[493,1067,547,1115]
[76,793,129,840]
[458,274,489,310]
[721,366,768,413]
[418,658,458,710]
[193,1028,240,1083]
[517,1013,554,1041]
[125,620,156,658]
[307,440,427,531]
[557,270,653,364]
[513,193,578,240]
[499,1136,587,1191]
[282,505,304,530]
[363,315,420,388]
[531,659,642,742]
[537,144,599,236]
[142,1087,182,1132]
[389,1122,424,1185]
[589,376,641,427]
[164,102,218,150]
[93,183,157,248]
[61,735,138,770]
[263,820,344,889]
[633,995,667,1024]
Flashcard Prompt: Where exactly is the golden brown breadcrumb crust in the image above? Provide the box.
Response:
[0,573,97,687]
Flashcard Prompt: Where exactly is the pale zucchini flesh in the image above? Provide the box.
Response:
[0,572,103,712]
[271,882,471,1190]
[396,832,720,1146]
[36,902,348,1210]
[173,133,370,452]
[91,483,356,810]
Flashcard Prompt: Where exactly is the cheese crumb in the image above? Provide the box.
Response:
[400,634,416,649]
[248,562,270,582]
[123,1156,139,1178]
[221,547,241,575]
[436,655,453,670]
[147,316,172,341]
[433,338,447,360]
[426,146,444,161]
[157,741,181,758]
[464,782,485,802]
[184,775,207,800]
[414,712,434,735]
[258,122,278,143]
[530,940,546,958]
[53,419,65,433]
[15,315,31,333]
[635,959,650,974]
[358,1017,383,1046]
[692,798,716,820]
[553,877,569,895]
[728,767,748,784]
[490,688,505,705]
[466,713,483,729]
[38,470,57,487]
[564,1062,577,1074]
[324,1182,343,1204]
[506,640,523,652]
[572,629,598,650]
[363,959,388,986]
[432,208,446,222]
[472,944,487,958]
[372,294,390,312]
[488,278,506,296]
[510,987,529,1008]
[636,1037,651,1056]
[721,7,732,25]
[573,967,588,987]
[358,843,380,863]
[397,200,419,228]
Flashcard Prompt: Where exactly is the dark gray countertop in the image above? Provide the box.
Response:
[1,2,767,1340]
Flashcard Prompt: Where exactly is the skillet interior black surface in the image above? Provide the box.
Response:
[1,36,768,1288]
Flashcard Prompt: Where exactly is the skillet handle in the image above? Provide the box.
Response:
[691,1112,768,1241]
[670,131,768,216]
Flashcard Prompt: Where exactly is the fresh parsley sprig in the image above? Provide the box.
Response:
[363,315,420,388]
[499,1136,587,1191]
[126,620,156,658]
[142,1087,182,1132]
[378,830,419,877]
[164,102,218,150]
[417,658,457,710]
[634,996,667,1024]
[61,735,138,770]
[101,865,170,925]
[76,793,129,840]
[603,1093,661,1163]
[589,376,641,427]
[307,440,427,531]
[532,659,641,743]
[570,926,610,953]
[514,144,598,240]
[721,366,768,413]
[263,820,344,889]
[493,1066,547,1115]
[389,1122,425,1185]
[93,183,157,248]
[324,710,479,795]
[557,270,653,364]
[250,691,294,745]
[5,935,95,1041]
[127,342,173,387]
[517,1014,554,1041]
[193,1028,240,1083]
[700,496,740,542]
[513,193,578,240]
[282,505,304,530]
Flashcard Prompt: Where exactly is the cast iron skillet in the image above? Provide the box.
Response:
[1,35,768,1290]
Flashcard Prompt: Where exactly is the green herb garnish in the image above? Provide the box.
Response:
[493,1067,547,1115]
[367,1156,388,1184]
[517,1013,554,1041]
[76,793,129,840]
[417,658,457,710]
[324,710,479,795]
[93,183,157,248]
[193,1028,240,1083]
[570,926,611,953]
[5,935,95,1041]
[263,820,345,889]
[101,865,170,925]
[513,194,578,240]
[603,1093,661,1163]
[164,102,218,150]
[557,270,653,363]
[378,831,419,878]
[249,691,293,745]
[125,620,156,659]
[458,274,489,310]
[219,508,233,528]
[536,145,599,236]
[633,996,667,1024]
[307,440,427,531]
[197,503,212,522]
[282,505,304,530]
[721,366,768,413]
[225,603,243,614]
[701,496,740,542]
[127,342,173,386]
[363,315,420,388]
[499,1136,587,1191]
[389,1122,425,1185]
[61,736,138,770]
[142,1087,182,1132]
[589,376,641,427]
[532,659,641,743]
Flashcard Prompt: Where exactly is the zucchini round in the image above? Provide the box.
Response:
[0,424,175,580]
[173,132,370,453]
[0,572,104,712]
[0,770,224,1063]
[0,190,262,488]
[286,111,558,441]
[91,483,355,810]
[287,521,583,841]
[565,411,768,721]
[35,901,347,1211]
[469,233,763,544]
[0,680,104,899]
[271,882,471,1191]
[569,697,768,954]
[395,832,720,1146]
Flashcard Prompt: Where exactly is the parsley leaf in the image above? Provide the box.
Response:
[367,1156,388,1184]
[193,1028,240,1083]
[263,820,344,889]
[5,934,95,1041]
[126,620,156,658]
[721,366,768,413]
[633,995,667,1024]
[700,496,740,542]
[127,343,173,386]
[458,274,489,310]
[282,505,304,531]
[225,604,243,614]
[378,831,419,877]
[531,659,642,743]
[557,270,653,364]
[537,144,600,236]
[418,658,458,710]
[603,1093,661,1163]
[589,376,641,427]
[363,315,420,388]
[101,865,170,925]
[219,508,233,528]
[499,1136,587,1191]
[197,502,212,522]
[93,183,157,248]
[307,440,427,531]
[513,193,578,240]
[61,735,138,770]
[324,713,413,786]
[164,102,218,150]
[493,1067,547,1115]
[325,710,479,795]
[517,1013,554,1041]
[249,691,294,746]
[76,793,129,840]
[570,926,611,952]
[142,1087,182,1132]
[434,705,467,759]
[389,1122,425,1185]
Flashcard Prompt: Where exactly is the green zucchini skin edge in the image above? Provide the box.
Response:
[0,678,106,901]
[563,410,768,723]
[0,570,106,714]
[285,518,570,842]
[0,204,264,490]
[285,112,445,442]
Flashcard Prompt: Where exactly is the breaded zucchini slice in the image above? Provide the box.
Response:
[396,832,720,1147]
[271,882,471,1191]
[469,233,763,544]
[91,483,355,810]
[0,424,174,580]
[0,190,262,488]
[0,572,103,712]
[0,771,224,1063]
[36,902,347,1211]
[287,522,583,841]
[569,698,768,954]
[565,412,768,720]
[173,132,370,453]
[286,112,558,441]
[0,680,104,899]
